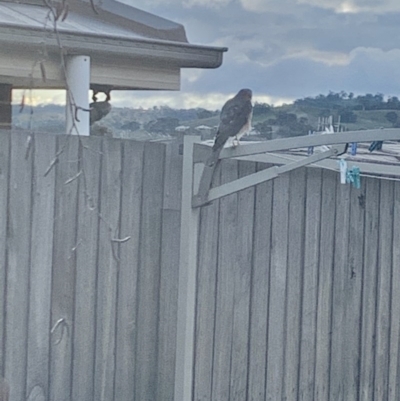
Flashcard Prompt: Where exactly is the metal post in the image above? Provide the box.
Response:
[174,136,201,401]
[65,55,90,136]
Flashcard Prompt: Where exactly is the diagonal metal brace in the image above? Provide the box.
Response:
[192,143,347,208]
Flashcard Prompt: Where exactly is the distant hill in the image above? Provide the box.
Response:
[11,92,400,140]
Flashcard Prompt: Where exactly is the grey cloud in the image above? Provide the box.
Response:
[122,0,400,105]
[297,0,400,12]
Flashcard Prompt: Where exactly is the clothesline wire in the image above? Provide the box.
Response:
[262,152,400,184]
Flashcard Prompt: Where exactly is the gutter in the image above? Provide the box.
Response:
[0,24,227,69]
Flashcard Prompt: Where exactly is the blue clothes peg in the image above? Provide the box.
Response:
[350,142,357,156]
[338,159,361,188]
[369,141,383,152]
[346,166,361,189]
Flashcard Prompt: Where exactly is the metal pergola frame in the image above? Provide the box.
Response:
[174,128,400,401]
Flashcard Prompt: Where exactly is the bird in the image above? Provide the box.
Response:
[90,88,111,126]
[206,88,253,167]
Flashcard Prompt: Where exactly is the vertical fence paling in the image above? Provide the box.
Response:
[27,133,57,400]
[157,141,182,401]
[5,131,33,401]
[50,135,79,401]
[247,163,273,401]
[230,162,255,401]
[298,168,322,400]
[135,142,165,401]
[284,167,306,401]
[193,162,221,401]
[389,181,400,400]
[72,136,102,401]
[0,131,9,380]
[114,140,144,401]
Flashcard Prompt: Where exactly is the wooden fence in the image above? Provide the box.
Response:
[0,131,182,401]
[194,160,400,401]
[1,131,400,400]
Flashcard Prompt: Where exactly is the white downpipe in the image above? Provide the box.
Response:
[66,55,90,136]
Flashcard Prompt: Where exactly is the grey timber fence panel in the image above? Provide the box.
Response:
[193,164,221,401]
[211,159,239,401]
[314,170,337,400]
[266,173,290,401]
[389,181,400,400]
[114,140,144,401]
[0,132,180,401]
[5,132,33,401]
[156,142,183,401]
[342,184,365,401]
[94,139,122,401]
[247,164,273,401]
[329,177,351,401]
[156,209,180,401]
[284,167,307,401]
[360,177,380,401]
[49,136,80,401]
[0,131,9,379]
[230,161,255,401]
[196,160,400,401]
[72,136,102,401]
[26,133,57,401]
[374,179,393,400]
[134,142,166,401]
[3,131,400,401]
[298,168,322,400]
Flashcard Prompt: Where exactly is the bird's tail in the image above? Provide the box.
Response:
[206,130,226,167]
[206,141,224,167]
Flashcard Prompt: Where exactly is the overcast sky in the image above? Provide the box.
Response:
[123,0,400,108]
[20,0,400,109]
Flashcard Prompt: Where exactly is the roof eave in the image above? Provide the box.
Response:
[0,25,227,69]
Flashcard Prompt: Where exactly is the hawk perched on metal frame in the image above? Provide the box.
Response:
[207,88,253,167]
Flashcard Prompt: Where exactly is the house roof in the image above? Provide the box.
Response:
[0,0,227,89]
[0,0,188,41]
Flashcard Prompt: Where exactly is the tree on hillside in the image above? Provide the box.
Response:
[196,109,214,119]
[356,93,384,110]
[254,121,272,139]
[319,108,331,118]
[338,108,357,123]
[387,96,400,110]
[386,111,398,126]
[144,117,179,133]
[273,111,313,137]
[253,102,271,117]
[276,112,297,126]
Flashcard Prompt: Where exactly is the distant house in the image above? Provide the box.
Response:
[195,125,212,131]
[175,125,191,132]
[195,124,215,140]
